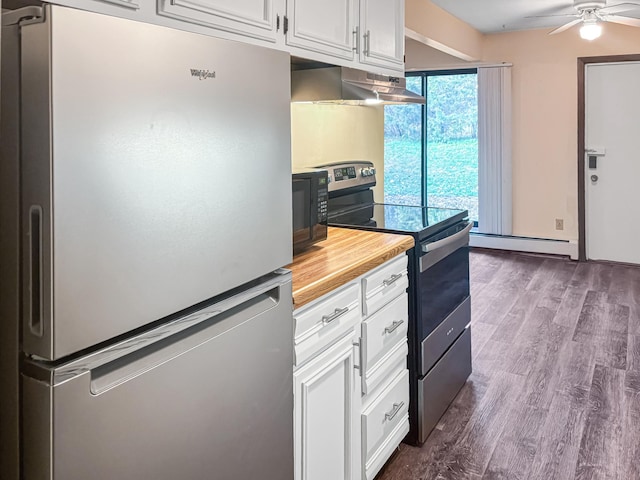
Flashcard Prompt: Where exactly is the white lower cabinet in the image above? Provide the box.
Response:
[293,281,361,480]
[294,253,410,480]
[361,368,410,480]
[294,331,361,480]
[359,254,410,479]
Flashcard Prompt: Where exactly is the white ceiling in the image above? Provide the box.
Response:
[431,0,640,33]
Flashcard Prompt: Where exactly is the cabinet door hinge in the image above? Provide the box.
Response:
[283,15,289,35]
[276,14,280,32]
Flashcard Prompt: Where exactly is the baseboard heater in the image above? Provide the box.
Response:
[469,233,578,260]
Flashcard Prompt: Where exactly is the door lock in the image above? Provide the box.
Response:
[591,174,599,182]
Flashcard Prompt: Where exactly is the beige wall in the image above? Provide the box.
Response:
[482,24,640,240]
[405,0,483,61]
[290,2,640,243]
[291,104,385,202]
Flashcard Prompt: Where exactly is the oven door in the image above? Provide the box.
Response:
[417,221,472,376]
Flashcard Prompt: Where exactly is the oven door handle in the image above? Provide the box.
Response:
[420,221,472,273]
[421,221,472,254]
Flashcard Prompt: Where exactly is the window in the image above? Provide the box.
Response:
[384,70,479,224]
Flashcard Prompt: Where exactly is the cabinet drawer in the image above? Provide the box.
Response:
[362,255,408,317]
[362,369,409,475]
[362,293,408,373]
[294,283,360,368]
[362,341,407,396]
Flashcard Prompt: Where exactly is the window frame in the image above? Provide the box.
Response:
[406,68,478,223]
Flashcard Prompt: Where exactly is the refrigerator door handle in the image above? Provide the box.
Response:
[28,206,44,337]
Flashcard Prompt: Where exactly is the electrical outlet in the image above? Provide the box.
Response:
[555,219,564,230]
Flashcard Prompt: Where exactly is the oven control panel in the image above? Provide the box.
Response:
[313,161,377,193]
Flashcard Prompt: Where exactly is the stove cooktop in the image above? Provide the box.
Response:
[329,203,468,240]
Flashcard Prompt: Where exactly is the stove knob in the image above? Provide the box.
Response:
[360,168,368,177]
[370,167,376,175]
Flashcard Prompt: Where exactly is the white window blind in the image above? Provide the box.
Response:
[477,65,512,235]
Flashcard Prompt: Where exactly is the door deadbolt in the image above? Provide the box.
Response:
[591,174,599,182]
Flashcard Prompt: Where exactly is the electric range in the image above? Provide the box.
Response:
[317,161,473,445]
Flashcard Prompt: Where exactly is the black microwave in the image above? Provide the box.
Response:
[292,169,329,254]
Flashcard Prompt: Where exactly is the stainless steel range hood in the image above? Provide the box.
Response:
[291,66,425,105]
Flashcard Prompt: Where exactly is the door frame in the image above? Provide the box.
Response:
[577,54,640,261]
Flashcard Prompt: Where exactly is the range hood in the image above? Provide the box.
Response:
[291,66,425,105]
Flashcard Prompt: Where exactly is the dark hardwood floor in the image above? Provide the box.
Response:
[377,249,640,480]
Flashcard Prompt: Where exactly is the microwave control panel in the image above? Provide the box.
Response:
[317,187,328,223]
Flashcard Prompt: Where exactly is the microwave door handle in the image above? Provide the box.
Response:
[421,221,472,254]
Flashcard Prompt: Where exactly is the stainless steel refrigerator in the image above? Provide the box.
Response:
[0,5,294,479]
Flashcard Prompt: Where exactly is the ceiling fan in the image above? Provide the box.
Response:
[532,1,640,39]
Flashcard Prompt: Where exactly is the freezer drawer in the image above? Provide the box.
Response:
[23,272,294,480]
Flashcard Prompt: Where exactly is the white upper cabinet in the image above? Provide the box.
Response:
[358,0,404,71]
[285,0,404,74]
[98,0,140,8]
[158,0,283,44]
[285,0,357,61]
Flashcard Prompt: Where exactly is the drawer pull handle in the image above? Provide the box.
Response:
[385,401,405,422]
[322,307,349,324]
[384,319,405,334]
[382,273,402,287]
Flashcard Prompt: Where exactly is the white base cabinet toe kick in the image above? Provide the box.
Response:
[293,253,410,480]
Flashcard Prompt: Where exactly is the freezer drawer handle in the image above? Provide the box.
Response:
[322,307,349,324]
[384,319,405,335]
[385,401,405,421]
[382,273,402,287]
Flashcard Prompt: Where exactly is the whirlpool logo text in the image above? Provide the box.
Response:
[190,69,216,80]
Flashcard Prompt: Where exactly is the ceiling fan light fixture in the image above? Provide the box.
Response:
[580,19,602,40]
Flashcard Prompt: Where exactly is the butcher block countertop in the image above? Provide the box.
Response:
[286,227,414,309]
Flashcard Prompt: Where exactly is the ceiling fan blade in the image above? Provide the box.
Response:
[525,13,579,18]
[549,18,583,35]
[600,3,640,15]
[605,14,640,26]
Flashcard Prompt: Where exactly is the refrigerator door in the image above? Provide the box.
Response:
[23,271,294,480]
[20,5,292,360]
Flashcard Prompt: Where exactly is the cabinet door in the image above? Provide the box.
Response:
[158,0,281,44]
[286,0,357,61]
[97,0,140,8]
[359,0,404,72]
[294,332,360,480]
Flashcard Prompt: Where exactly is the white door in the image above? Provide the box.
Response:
[358,0,404,72]
[293,332,360,480]
[158,0,283,44]
[285,0,357,61]
[585,62,640,264]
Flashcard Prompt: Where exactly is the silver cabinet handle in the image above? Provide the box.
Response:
[352,26,360,53]
[322,307,349,324]
[384,319,405,334]
[385,401,405,421]
[382,273,402,287]
[363,30,370,56]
